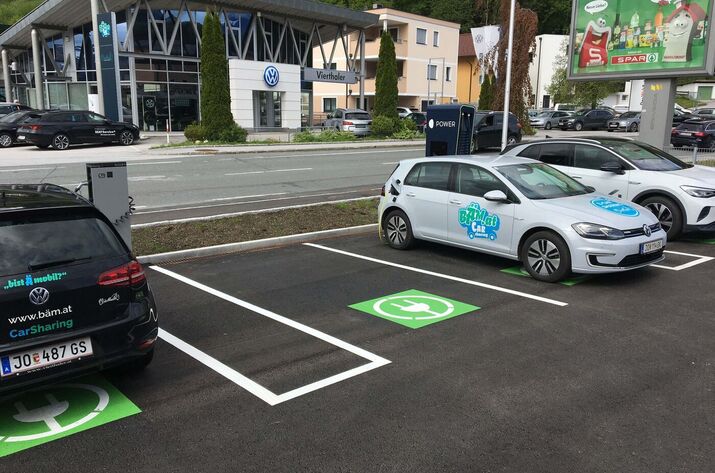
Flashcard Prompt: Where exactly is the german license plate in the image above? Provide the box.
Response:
[640,239,663,255]
[1,337,93,377]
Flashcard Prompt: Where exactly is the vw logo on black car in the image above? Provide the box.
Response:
[29,287,50,306]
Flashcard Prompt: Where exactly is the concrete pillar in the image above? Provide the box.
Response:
[1,49,12,102]
[639,78,676,150]
[91,0,105,114]
[31,29,44,109]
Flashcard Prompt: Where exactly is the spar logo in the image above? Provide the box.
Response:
[612,53,659,65]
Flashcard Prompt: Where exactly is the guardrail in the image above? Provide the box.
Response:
[667,146,715,166]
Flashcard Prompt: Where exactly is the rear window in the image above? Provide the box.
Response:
[678,122,705,131]
[345,113,370,120]
[0,215,126,276]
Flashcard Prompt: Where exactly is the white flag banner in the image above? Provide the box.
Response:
[471,25,501,82]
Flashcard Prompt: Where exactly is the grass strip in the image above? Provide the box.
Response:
[132,198,379,255]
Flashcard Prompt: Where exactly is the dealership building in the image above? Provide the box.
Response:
[0,0,376,131]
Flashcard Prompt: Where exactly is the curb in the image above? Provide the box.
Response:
[137,224,378,264]
[149,140,425,155]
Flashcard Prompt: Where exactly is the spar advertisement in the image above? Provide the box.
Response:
[569,0,715,79]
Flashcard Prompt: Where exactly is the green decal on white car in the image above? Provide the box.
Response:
[0,375,140,457]
[349,289,480,329]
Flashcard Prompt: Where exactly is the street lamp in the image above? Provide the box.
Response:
[501,0,516,151]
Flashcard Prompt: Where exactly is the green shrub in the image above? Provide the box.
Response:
[217,123,247,143]
[371,115,398,136]
[399,117,417,132]
[374,31,399,120]
[200,11,235,140]
[184,123,205,142]
[293,130,355,143]
[391,119,419,139]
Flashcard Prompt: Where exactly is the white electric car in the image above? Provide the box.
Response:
[501,138,715,240]
[379,156,666,282]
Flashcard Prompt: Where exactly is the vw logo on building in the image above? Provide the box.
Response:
[29,287,50,306]
[263,65,280,87]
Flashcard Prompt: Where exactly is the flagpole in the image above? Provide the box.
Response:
[501,0,516,151]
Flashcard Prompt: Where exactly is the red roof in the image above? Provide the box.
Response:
[458,33,475,57]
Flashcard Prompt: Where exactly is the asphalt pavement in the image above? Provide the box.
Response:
[2,233,713,472]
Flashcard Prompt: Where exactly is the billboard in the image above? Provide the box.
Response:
[568,0,715,80]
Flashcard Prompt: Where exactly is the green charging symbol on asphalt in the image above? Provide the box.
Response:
[349,290,480,329]
[0,375,140,458]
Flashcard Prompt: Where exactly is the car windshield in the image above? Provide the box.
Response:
[345,113,370,120]
[598,140,689,171]
[496,163,591,200]
[536,112,552,118]
[619,112,639,119]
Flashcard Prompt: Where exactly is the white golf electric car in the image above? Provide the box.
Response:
[379,156,667,282]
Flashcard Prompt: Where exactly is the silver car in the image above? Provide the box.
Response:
[607,111,641,132]
[324,108,372,136]
[529,110,572,130]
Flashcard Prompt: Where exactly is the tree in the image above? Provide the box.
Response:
[374,30,399,121]
[200,11,235,140]
[478,69,494,109]
[0,0,42,25]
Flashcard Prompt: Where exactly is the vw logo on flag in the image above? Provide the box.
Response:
[263,65,280,87]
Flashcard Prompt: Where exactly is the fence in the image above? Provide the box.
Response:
[666,146,715,166]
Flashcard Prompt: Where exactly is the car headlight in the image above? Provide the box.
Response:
[680,185,715,198]
[572,222,626,240]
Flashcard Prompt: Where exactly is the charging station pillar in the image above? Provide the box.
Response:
[86,162,132,250]
[639,78,677,150]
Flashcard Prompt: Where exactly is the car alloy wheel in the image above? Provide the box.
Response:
[120,130,135,146]
[507,135,518,145]
[645,202,673,233]
[384,209,414,250]
[0,133,12,148]
[629,123,639,133]
[527,239,561,277]
[574,122,583,131]
[544,122,552,130]
[53,134,70,150]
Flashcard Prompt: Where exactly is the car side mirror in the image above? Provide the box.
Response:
[584,185,596,193]
[484,190,510,203]
[600,161,625,175]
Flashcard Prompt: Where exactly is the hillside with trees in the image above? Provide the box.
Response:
[0,0,42,26]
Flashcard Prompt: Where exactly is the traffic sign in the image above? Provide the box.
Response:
[349,290,480,329]
[0,375,140,457]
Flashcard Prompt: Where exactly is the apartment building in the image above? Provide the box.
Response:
[312,6,459,119]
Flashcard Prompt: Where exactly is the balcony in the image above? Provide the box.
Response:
[362,76,409,95]
[364,38,409,58]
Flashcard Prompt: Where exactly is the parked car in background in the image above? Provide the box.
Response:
[554,103,577,111]
[559,109,614,131]
[673,109,697,126]
[530,110,572,130]
[0,102,33,118]
[323,108,372,136]
[472,111,522,152]
[671,119,715,149]
[692,108,715,117]
[503,137,715,239]
[608,111,641,132]
[404,112,427,133]
[0,184,158,395]
[0,110,41,148]
[397,107,418,118]
[16,110,141,150]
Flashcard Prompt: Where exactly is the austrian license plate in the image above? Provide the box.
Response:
[609,123,617,128]
[1,337,93,377]
[680,132,693,136]
[17,135,25,140]
[355,124,366,128]
[640,239,664,255]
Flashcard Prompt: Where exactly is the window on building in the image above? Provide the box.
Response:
[427,64,437,80]
[324,62,337,70]
[416,28,427,45]
[389,27,399,42]
[433,31,439,47]
[323,98,337,113]
[445,66,452,82]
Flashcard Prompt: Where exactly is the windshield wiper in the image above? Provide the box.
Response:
[28,256,92,271]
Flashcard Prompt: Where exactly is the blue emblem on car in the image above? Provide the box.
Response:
[591,197,640,217]
[458,202,500,240]
[263,65,279,87]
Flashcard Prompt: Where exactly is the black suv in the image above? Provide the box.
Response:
[17,110,140,150]
[471,111,522,152]
[671,119,715,149]
[558,109,614,131]
[0,185,158,395]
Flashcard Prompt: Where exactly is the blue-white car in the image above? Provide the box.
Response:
[379,155,666,282]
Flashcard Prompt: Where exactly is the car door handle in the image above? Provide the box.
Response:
[405,192,416,197]
[570,175,583,179]
[449,199,463,205]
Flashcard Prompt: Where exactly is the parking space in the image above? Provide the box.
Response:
[2,234,714,471]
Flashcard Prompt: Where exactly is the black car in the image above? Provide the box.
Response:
[0,185,158,396]
[17,110,140,150]
[471,111,522,152]
[0,103,33,118]
[0,110,41,148]
[672,109,697,125]
[558,109,614,131]
[671,119,715,149]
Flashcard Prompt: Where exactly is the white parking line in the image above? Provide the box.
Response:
[128,175,167,182]
[224,167,312,176]
[127,161,181,166]
[0,166,65,173]
[651,250,714,271]
[151,265,390,406]
[304,243,569,307]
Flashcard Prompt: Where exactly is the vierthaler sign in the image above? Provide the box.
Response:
[303,68,357,84]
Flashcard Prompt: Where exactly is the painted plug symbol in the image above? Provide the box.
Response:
[14,393,69,433]
[390,299,440,316]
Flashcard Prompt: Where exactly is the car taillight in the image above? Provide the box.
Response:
[343,121,354,125]
[671,129,678,134]
[381,185,386,196]
[517,122,522,129]
[695,131,706,137]
[98,260,146,287]
[28,124,42,132]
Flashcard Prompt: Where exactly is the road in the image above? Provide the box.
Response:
[0,145,424,224]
